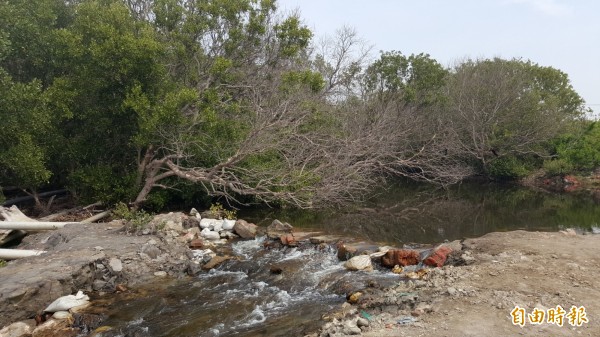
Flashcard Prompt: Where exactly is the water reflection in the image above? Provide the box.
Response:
[240,182,600,245]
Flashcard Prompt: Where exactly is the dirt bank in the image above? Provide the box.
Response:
[0,217,193,327]
[319,230,599,337]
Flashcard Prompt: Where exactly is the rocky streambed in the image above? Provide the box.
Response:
[2,210,598,337]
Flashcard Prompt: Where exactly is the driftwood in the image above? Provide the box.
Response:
[1,205,111,257]
[0,205,34,222]
[0,248,46,260]
[0,203,110,246]
[1,189,67,206]
[0,206,32,246]
[0,221,82,230]
[81,210,110,223]
[40,202,102,221]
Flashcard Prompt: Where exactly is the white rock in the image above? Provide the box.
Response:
[52,311,72,320]
[192,249,216,261]
[201,228,221,240]
[222,219,236,230]
[108,258,123,272]
[344,255,373,272]
[200,218,220,229]
[0,321,32,337]
[44,291,90,312]
[154,271,168,277]
[212,222,223,232]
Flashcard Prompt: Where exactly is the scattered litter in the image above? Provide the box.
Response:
[397,316,418,325]
[44,290,90,313]
[360,310,372,321]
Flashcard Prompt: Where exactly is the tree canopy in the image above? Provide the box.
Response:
[0,0,591,209]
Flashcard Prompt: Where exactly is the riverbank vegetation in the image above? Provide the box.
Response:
[0,0,596,211]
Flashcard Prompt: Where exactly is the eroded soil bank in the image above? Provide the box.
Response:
[1,213,599,337]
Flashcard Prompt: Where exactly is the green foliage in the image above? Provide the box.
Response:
[209,202,237,219]
[112,202,154,230]
[543,159,574,176]
[554,122,600,172]
[281,70,325,94]
[68,165,137,205]
[274,15,312,57]
[0,260,6,268]
[0,69,52,189]
[1,0,595,210]
[364,51,448,105]
[487,156,532,179]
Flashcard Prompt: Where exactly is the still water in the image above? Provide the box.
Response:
[242,181,600,244]
[98,182,600,336]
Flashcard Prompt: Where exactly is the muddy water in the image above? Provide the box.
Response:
[99,182,600,336]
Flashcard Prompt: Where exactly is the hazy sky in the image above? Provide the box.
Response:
[277,0,599,113]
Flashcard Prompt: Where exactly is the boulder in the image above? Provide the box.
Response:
[182,217,200,229]
[219,231,238,240]
[233,219,258,239]
[147,212,187,233]
[108,258,122,273]
[337,242,357,261]
[423,246,452,267]
[199,218,221,230]
[381,249,420,267]
[189,208,201,219]
[202,256,232,270]
[266,219,293,238]
[200,228,220,241]
[32,319,78,337]
[222,219,236,230]
[0,322,33,337]
[344,255,373,272]
[279,234,297,246]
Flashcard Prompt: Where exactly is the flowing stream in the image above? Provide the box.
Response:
[99,238,398,337]
[99,182,600,336]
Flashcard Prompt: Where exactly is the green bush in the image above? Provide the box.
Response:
[209,202,237,220]
[112,202,153,231]
[556,122,600,172]
[488,156,531,179]
[68,165,137,204]
[543,158,574,176]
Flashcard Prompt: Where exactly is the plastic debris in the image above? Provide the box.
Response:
[44,291,90,313]
[360,310,372,321]
[397,316,418,325]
